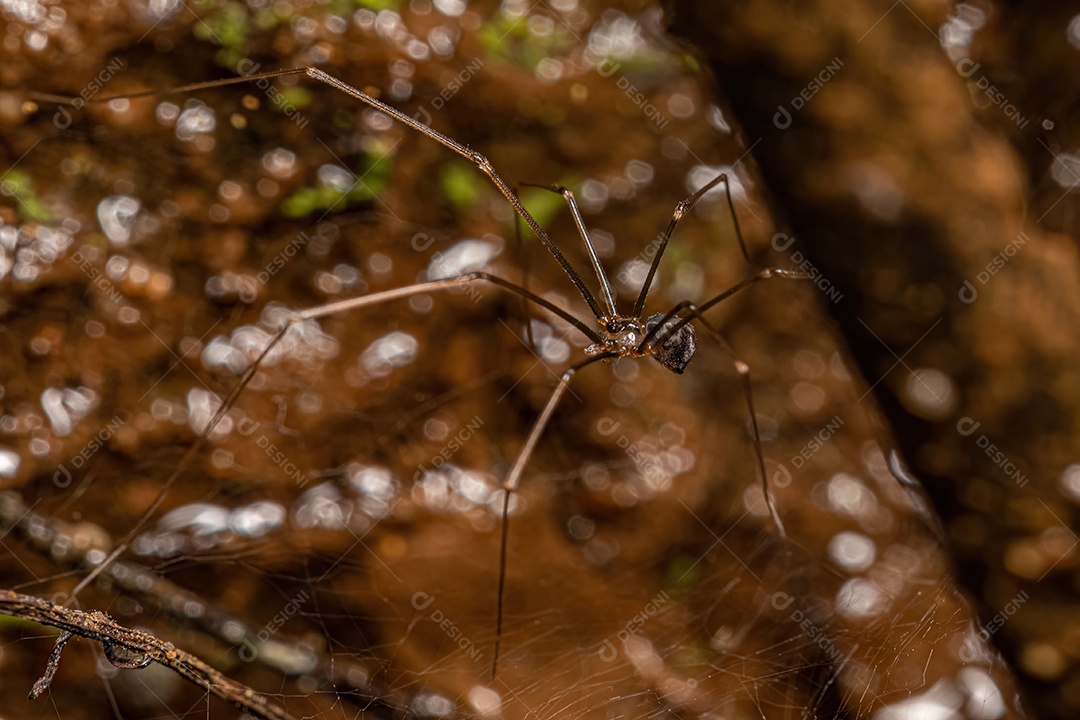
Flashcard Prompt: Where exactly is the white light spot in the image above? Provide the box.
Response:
[202,332,259,373]
[624,635,662,675]
[579,178,610,213]
[826,473,878,518]
[535,57,563,82]
[1062,464,1080,501]
[157,503,230,535]
[25,30,47,51]
[186,388,231,436]
[105,254,130,281]
[686,164,747,202]
[828,531,876,572]
[667,93,695,118]
[958,667,1006,720]
[1050,152,1080,189]
[624,159,654,186]
[454,468,496,506]
[527,320,571,364]
[428,27,456,58]
[294,483,349,529]
[221,620,245,643]
[229,501,286,537]
[175,100,216,142]
[871,679,963,720]
[941,4,987,55]
[836,577,889,618]
[432,0,465,17]
[466,685,501,717]
[360,332,418,377]
[412,691,456,717]
[1069,14,1080,50]
[156,101,179,124]
[41,387,98,436]
[427,239,500,280]
[262,148,297,178]
[348,464,397,499]
[414,469,451,509]
[708,105,731,133]
[97,195,140,246]
[0,449,19,478]
[317,164,357,193]
[368,252,393,276]
[616,259,649,292]
[902,367,956,419]
[586,12,646,58]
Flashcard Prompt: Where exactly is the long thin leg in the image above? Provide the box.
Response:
[42,68,609,322]
[633,173,750,318]
[490,351,616,680]
[636,268,808,352]
[646,296,788,537]
[632,269,811,540]
[299,278,613,680]
[296,272,600,344]
[693,314,786,537]
[297,275,613,679]
[70,326,291,600]
[77,271,600,595]
[519,183,618,318]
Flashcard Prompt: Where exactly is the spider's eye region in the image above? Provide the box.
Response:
[645,314,697,374]
[595,318,653,355]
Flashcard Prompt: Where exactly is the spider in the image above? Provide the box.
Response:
[34,64,807,686]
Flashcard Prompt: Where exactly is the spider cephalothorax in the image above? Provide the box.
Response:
[586,314,697,374]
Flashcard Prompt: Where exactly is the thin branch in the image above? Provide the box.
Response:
[0,491,411,719]
[0,589,297,720]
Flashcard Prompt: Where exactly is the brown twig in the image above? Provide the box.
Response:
[0,492,419,719]
[0,589,297,720]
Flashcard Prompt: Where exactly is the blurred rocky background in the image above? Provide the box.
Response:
[0,1,1074,718]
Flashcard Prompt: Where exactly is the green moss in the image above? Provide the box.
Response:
[253,8,280,30]
[518,183,576,229]
[276,86,313,112]
[281,152,391,218]
[439,162,485,210]
[477,12,576,70]
[1,170,51,223]
[193,2,248,46]
[281,187,322,218]
[352,0,402,10]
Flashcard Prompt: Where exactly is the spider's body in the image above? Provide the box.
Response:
[586,315,698,374]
